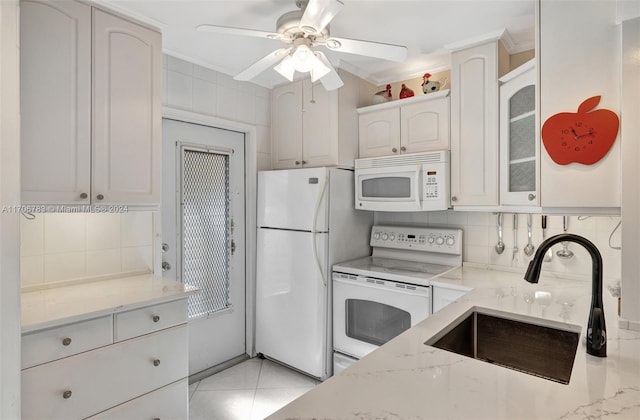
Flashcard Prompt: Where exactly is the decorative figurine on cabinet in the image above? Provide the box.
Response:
[422,73,446,94]
[399,83,415,99]
[372,83,392,104]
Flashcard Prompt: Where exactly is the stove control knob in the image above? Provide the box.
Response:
[446,237,455,246]
[389,233,396,241]
[373,232,380,240]
[436,236,445,245]
[427,236,435,244]
[381,233,389,241]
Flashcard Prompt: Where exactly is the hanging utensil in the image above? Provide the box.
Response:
[495,213,505,254]
[524,214,535,256]
[512,214,519,264]
[556,216,574,259]
[541,215,552,262]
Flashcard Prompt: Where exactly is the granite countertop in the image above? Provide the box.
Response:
[270,266,640,419]
[21,274,197,333]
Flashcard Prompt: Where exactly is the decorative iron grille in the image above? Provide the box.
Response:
[181,148,230,318]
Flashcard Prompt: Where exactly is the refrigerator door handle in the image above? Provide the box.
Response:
[311,175,329,286]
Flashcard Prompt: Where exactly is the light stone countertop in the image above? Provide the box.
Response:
[270,266,640,419]
[21,274,197,333]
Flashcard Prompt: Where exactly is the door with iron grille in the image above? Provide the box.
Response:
[162,119,245,376]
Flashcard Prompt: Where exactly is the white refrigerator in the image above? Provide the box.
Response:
[256,167,373,380]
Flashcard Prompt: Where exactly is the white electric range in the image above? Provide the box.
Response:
[332,225,463,374]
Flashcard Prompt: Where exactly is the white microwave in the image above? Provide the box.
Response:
[355,151,450,212]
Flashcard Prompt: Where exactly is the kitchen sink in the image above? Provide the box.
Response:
[425,307,581,384]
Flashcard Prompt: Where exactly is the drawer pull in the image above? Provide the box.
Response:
[62,390,72,399]
[152,315,160,323]
[62,337,72,346]
[153,359,161,367]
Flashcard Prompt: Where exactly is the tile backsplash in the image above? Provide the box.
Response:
[20,212,155,287]
[375,211,621,281]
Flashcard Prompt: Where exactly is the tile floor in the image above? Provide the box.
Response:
[188,357,320,420]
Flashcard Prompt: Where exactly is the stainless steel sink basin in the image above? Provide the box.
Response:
[425,307,581,384]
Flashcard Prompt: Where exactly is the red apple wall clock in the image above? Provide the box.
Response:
[542,96,619,165]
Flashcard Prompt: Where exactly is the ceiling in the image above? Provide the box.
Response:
[93,0,536,88]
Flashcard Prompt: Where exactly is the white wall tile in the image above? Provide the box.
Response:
[193,78,218,116]
[167,70,193,110]
[44,213,85,254]
[122,246,153,271]
[193,64,218,83]
[257,153,272,171]
[237,91,257,124]
[464,245,490,265]
[167,55,193,75]
[20,215,44,257]
[257,125,271,154]
[21,256,44,286]
[121,212,153,247]
[465,225,489,246]
[45,252,86,283]
[86,249,122,277]
[217,85,238,121]
[85,213,121,251]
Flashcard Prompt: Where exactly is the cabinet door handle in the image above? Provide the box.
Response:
[392,148,398,153]
[79,192,88,199]
[451,196,458,202]
[62,337,72,346]
[295,161,301,165]
[301,160,307,165]
[152,315,160,323]
[96,194,104,201]
[400,146,406,152]
[62,390,72,399]
[528,193,536,201]
[153,359,161,367]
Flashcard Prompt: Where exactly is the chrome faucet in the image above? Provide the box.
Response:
[524,233,606,357]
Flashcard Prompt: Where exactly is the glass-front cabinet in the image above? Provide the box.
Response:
[499,60,538,206]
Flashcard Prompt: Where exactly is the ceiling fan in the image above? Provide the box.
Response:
[197,0,407,90]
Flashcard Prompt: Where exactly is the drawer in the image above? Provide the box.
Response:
[114,298,187,342]
[21,315,112,369]
[86,378,188,420]
[22,324,188,420]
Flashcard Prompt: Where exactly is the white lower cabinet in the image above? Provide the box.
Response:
[86,379,188,420]
[21,299,189,420]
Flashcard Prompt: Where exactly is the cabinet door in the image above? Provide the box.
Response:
[271,82,303,169]
[401,97,450,152]
[92,10,162,205]
[302,79,339,167]
[20,0,92,204]
[358,108,400,158]
[500,66,538,206]
[450,41,500,206]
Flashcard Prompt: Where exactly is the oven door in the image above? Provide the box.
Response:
[333,273,431,360]
[355,165,423,212]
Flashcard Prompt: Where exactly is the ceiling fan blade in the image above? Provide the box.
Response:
[234,48,292,81]
[300,0,344,34]
[313,51,343,91]
[196,24,282,40]
[323,36,407,62]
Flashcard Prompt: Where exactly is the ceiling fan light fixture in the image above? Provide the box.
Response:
[310,56,331,82]
[274,55,296,81]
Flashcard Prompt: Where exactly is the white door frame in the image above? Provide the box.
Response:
[162,107,258,358]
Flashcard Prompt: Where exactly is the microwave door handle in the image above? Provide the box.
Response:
[414,166,421,209]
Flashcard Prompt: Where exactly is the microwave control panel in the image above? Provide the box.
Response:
[370,225,462,255]
[422,161,450,207]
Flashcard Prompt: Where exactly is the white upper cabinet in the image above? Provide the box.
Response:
[20,1,161,205]
[499,61,539,206]
[358,92,450,158]
[92,9,162,205]
[271,70,364,169]
[20,0,92,204]
[449,39,507,207]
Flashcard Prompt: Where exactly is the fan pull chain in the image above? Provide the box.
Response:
[310,79,316,104]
